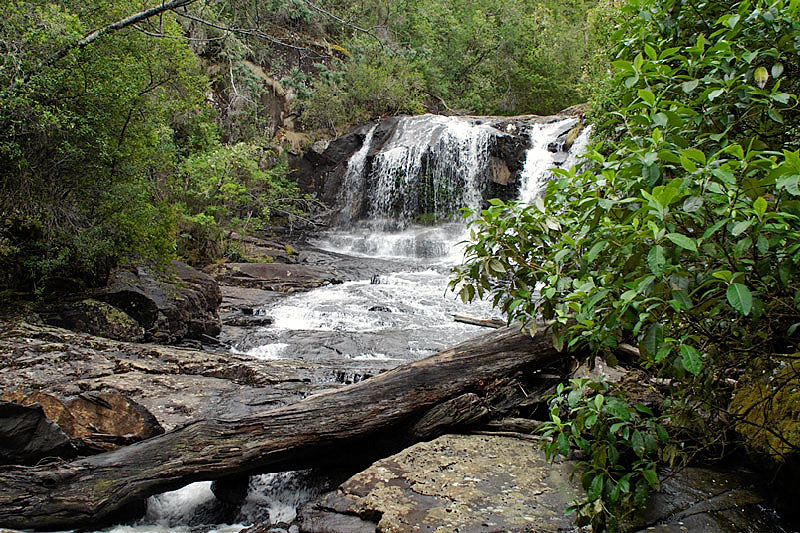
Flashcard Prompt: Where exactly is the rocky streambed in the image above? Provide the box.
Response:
[1,111,796,532]
[1,233,792,533]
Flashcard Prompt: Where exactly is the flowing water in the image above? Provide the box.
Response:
[88,114,589,532]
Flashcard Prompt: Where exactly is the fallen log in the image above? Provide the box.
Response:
[453,314,505,328]
[0,324,565,530]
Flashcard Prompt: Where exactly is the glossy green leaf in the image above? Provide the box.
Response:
[665,233,697,252]
[680,344,703,375]
[647,245,666,277]
[726,283,753,315]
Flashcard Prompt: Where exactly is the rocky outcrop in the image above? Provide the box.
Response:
[299,433,788,533]
[40,298,144,342]
[0,401,76,465]
[98,261,222,344]
[0,321,386,432]
[290,125,371,198]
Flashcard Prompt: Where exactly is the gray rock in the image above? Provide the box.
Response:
[300,433,789,533]
[98,261,222,344]
[0,322,364,431]
[39,298,144,342]
[0,401,76,465]
[214,263,342,292]
[300,433,580,533]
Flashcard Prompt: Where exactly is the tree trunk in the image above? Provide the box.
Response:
[0,324,564,530]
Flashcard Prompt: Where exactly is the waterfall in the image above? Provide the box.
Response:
[334,114,590,230]
[340,114,496,229]
[336,123,377,225]
[517,120,575,203]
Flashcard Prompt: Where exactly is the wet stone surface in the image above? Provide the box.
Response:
[0,322,376,432]
[298,434,790,533]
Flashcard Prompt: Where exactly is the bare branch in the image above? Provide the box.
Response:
[132,23,228,42]
[174,11,311,52]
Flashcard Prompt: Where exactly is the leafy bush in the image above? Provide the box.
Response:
[297,38,426,133]
[0,1,208,291]
[539,379,679,531]
[176,143,300,263]
[452,0,800,526]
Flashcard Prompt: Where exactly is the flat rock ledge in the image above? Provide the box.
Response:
[0,321,384,432]
[299,433,786,533]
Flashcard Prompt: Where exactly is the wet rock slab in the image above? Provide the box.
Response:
[300,433,580,532]
[213,262,343,292]
[0,322,373,431]
[299,433,788,533]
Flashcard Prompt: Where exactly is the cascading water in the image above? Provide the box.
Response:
[116,114,589,533]
[366,115,492,227]
[335,114,497,229]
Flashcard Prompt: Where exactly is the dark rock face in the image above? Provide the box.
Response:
[2,390,164,455]
[40,298,145,342]
[290,124,372,200]
[0,401,76,465]
[98,261,222,344]
[290,115,538,222]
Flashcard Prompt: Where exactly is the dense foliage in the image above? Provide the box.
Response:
[293,0,601,132]
[453,0,800,526]
[0,1,300,292]
[539,379,675,530]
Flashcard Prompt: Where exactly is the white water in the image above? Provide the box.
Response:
[75,114,590,533]
[518,120,578,202]
[341,114,496,228]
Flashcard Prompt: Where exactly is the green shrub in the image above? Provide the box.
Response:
[176,143,300,263]
[452,0,800,526]
[539,379,680,531]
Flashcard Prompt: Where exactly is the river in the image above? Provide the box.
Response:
[91,114,590,532]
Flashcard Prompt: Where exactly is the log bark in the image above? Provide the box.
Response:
[453,314,505,328]
[0,324,564,530]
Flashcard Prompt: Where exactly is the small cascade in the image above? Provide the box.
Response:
[561,125,593,173]
[336,123,377,225]
[517,120,578,203]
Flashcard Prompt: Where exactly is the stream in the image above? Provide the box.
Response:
[89,115,591,532]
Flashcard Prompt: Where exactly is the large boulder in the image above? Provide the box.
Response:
[299,433,788,533]
[98,261,222,344]
[0,401,76,465]
[2,390,165,454]
[40,298,145,342]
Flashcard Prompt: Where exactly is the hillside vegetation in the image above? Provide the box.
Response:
[0,0,601,294]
